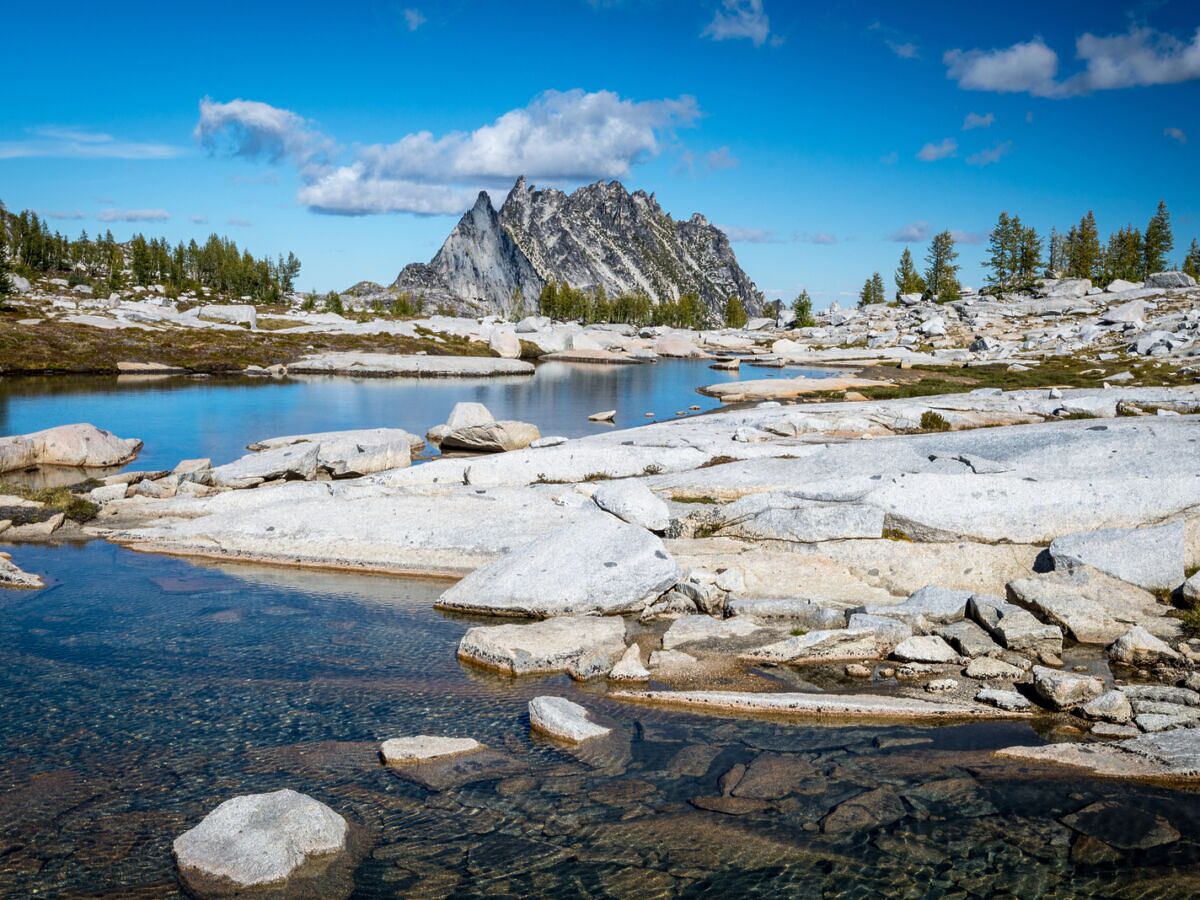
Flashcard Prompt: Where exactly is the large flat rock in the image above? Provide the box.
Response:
[287,352,533,377]
[613,689,1030,720]
[996,729,1200,781]
[1049,521,1185,592]
[457,616,627,675]
[1,423,142,473]
[435,514,679,617]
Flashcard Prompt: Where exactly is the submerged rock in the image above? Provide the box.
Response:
[435,514,679,617]
[529,696,611,743]
[172,789,348,892]
[379,735,483,765]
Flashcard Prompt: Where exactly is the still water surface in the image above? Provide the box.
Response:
[2,363,1199,895]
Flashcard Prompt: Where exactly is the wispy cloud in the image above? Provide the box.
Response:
[42,210,86,220]
[190,215,209,224]
[962,111,994,130]
[227,216,252,227]
[97,208,171,222]
[1164,126,1187,144]
[916,138,957,161]
[951,229,985,244]
[888,41,918,59]
[889,221,931,242]
[0,126,183,160]
[702,0,776,48]
[799,232,838,245]
[721,225,783,243]
[966,140,1012,166]
[868,21,918,60]
[705,146,739,170]
[403,8,426,31]
[945,26,1200,98]
[196,90,700,216]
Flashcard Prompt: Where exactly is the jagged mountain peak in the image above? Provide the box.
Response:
[392,176,763,317]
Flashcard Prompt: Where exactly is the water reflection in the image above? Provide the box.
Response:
[0,360,832,471]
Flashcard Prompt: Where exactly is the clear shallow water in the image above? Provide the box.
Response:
[0,360,834,472]
[3,542,1200,897]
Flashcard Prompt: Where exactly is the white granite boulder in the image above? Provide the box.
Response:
[435,515,679,617]
[0,423,142,473]
[1107,626,1182,666]
[172,789,347,891]
[591,480,670,532]
[440,421,540,453]
[456,616,626,675]
[380,735,483,765]
[209,443,321,489]
[529,696,611,743]
[1031,666,1105,710]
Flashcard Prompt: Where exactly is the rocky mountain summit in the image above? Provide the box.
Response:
[391,177,764,317]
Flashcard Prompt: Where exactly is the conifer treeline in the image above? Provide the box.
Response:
[0,201,300,303]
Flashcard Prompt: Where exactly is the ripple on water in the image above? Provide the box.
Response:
[1,541,1198,896]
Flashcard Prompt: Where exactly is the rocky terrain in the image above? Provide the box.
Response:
[390,177,765,317]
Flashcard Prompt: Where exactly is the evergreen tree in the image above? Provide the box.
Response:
[1183,238,1200,281]
[985,211,1014,288]
[723,295,748,328]
[1143,200,1173,276]
[894,248,925,298]
[858,277,873,308]
[538,281,560,319]
[1014,222,1043,286]
[791,289,815,327]
[923,231,960,302]
[1102,226,1144,284]
[1066,212,1100,280]
[1045,227,1066,277]
[0,201,11,297]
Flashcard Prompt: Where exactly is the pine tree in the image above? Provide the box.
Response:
[1066,212,1100,280]
[1183,238,1200,281]
[792,289,815,327]
[985,211,1014,288]
[858,277,873,308]
[723,295,748,327]
[538,281,559,319]
[1143,200,1173,277]
[894,247,925,298]
[1045,227,1065,277]
[1102,226,1143,284]
[1015,223,1043,286]
[0,201,11,297]
[870,271,885,304]
[923,231,960,302]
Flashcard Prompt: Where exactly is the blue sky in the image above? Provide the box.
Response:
[2,0,1198,306]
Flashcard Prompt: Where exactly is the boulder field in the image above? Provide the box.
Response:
[9,382,1194,771]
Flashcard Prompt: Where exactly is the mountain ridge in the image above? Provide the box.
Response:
[390,177,763,317]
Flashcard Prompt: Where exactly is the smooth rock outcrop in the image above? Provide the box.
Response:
[591,480,670,532]
[435,515,679,617]
[996,729,1200,781]
[741,628,881,664]
[172,789,348,891]
[456,616,626,675]
[1006,567,1165,644]
[440,421,541,453]
[1049,522,1184,592]
[715,494,884,543]
[614,689,1029,720]
[0,552,43,589]
[661,615,765,651]
[209,443,321,489]
[529,696,611,742]
[287,352,534,378]
[891,635,960,664]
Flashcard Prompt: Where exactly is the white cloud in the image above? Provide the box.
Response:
[97,208,171,222]
[403,8,426,31]
[799,232,838,245]
[888,41,918,59]
[944,38,1058,94]
[951,229,985,245]
[889,221,931,242]
[0,126,182,160]
[1164,126,1187,145]
[705,146,739,170]
[966,140,1013,166]
[721,225,782,243]
[198,90,700,216]
[702,0,772,48]
[227,217,252,227]
[190,215,209,224]
[42,210,86,220]
[945,27,1200,98]
[962,111,994,130]
[916,138,957,161]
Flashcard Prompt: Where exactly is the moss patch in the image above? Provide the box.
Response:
[0,480,100,523]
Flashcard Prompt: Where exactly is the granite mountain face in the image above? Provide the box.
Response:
[391,177,764,317]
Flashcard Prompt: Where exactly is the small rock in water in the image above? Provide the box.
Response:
[976,688,1031,712]
[173,789,348,892]
[529,696,611,743]
[588,410,616,422]
[608,644,651,681]
[380,735,483,765]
